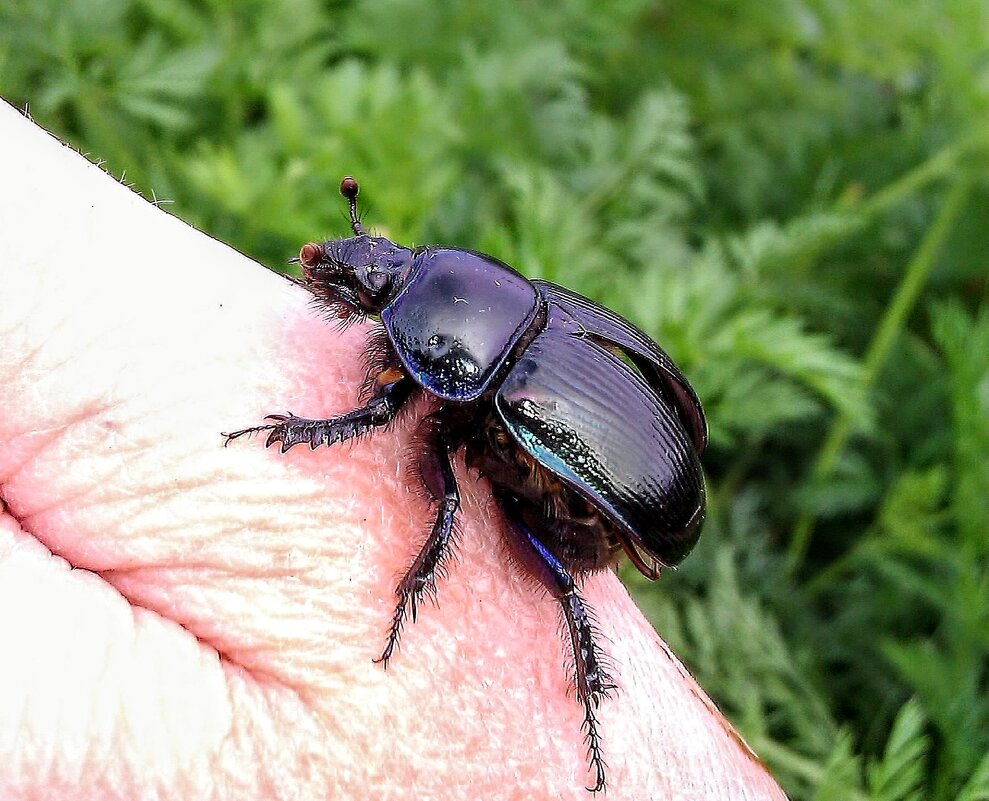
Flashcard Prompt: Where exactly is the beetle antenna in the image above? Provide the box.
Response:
[340,176,367,236]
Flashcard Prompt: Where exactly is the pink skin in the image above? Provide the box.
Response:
[0,102,788,800]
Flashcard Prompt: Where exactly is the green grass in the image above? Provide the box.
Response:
[3,1,987,797]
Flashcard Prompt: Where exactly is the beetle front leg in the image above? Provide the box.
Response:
[500,496,616,793]
[223,377,414,453]
[376,418,460,666]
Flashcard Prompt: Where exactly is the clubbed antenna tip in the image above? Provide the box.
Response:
[340,176,366,236]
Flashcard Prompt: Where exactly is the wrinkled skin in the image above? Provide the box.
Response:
[0,103,787,801]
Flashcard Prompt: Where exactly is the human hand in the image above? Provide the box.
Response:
[0,102,787,800]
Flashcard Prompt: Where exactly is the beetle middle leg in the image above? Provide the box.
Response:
[376,415,461,665]
[223,376,414,452]
[499,494,616,793]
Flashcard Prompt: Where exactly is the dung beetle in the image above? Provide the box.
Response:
[224,177,707,792]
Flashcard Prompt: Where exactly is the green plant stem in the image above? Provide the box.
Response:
[852,128,987,221]
[856,140,964,219]
[787,179,972,574]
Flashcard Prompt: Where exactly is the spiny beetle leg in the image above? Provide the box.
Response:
[376,418,460,665]
[500,495,616,793]
[223,378,413,453]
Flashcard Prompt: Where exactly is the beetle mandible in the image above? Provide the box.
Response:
[224,176,707,792]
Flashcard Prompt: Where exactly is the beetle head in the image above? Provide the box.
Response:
[300,234,414,316]
[298,177,415,316]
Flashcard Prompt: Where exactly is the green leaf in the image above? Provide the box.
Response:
[866,698,928,801]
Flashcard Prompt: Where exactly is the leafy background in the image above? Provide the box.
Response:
[2,1,987,797]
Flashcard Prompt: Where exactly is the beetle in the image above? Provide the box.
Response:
[224,176,707,792]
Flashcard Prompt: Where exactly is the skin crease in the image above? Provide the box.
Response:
[0,102,788,801]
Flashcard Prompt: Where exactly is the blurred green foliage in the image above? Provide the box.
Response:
[2,0,988,797]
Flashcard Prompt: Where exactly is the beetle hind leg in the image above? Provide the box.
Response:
[376,416,461,665]
[499,495,616,793]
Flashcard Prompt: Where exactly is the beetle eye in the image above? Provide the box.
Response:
[299,242,322,268]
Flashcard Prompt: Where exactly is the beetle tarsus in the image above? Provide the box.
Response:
[583,699,609,793]
[376,422,460,665]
